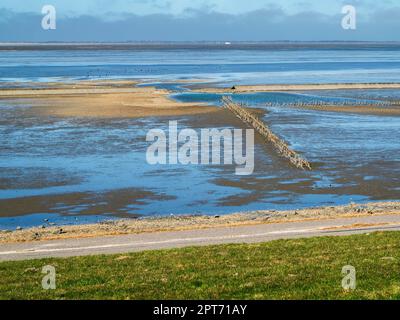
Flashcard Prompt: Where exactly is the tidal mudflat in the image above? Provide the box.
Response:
[1,43,400,229]
[0,80,399,230]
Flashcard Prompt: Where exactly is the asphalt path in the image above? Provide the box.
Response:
[1,214,400,261]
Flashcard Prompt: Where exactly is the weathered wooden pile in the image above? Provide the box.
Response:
[265,99,399,108]
[222,96,312,170]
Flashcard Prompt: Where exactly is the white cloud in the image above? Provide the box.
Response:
[0,0,396,17]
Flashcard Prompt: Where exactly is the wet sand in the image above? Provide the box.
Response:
[1,201,399,244]
[0,188,175,218]
[182,110,400,206]
[0,81,217,118]
[2,108,398,223]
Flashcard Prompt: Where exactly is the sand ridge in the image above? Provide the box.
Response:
[3,81,400,117]
[0,81,217,118]
[194,83,400,93]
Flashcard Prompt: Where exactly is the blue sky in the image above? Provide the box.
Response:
[1,0,400,41]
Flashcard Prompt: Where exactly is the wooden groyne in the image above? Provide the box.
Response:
[265,100,400,108]
[222,96,312,170]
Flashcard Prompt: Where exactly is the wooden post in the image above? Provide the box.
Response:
[222,96,312,170]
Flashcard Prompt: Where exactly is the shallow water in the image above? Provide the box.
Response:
[171,91,382,107]
[2,45,400,84]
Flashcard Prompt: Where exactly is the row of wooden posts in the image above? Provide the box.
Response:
[222,96,312,170]
[265,100,399,108]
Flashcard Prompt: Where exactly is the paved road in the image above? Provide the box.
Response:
[1,214,400,261]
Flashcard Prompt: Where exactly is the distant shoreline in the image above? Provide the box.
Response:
[2,41,400,50]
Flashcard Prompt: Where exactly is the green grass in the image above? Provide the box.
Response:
[1,231,400,299]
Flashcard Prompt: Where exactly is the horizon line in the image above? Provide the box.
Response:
[2,40,400,44]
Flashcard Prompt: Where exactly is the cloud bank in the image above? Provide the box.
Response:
[1,7,400,42]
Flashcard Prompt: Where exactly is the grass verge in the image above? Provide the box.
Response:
[1,231,400,299]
